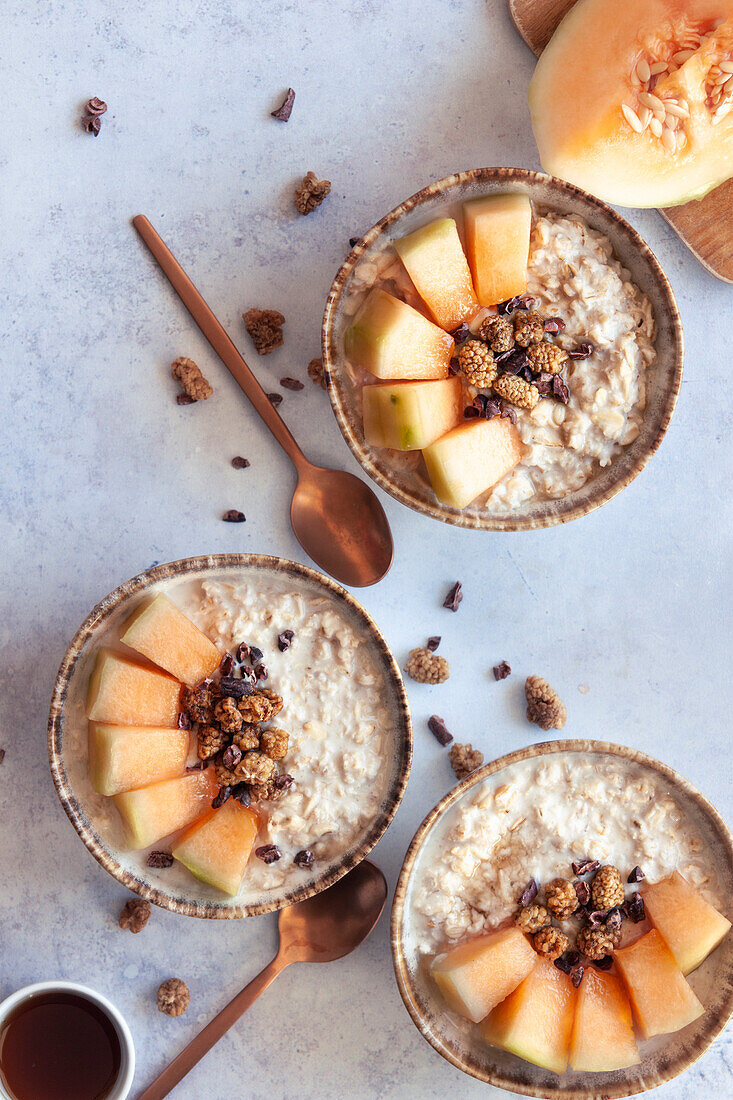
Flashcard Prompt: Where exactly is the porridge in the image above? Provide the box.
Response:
[338,196,656,514]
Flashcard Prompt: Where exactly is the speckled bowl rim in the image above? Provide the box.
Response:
[322,167,684,531]
[48,553,412,919]
[391,739,733,1097]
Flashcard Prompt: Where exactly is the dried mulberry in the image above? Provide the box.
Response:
[545,878,579,920]
[525,675,567,730]
[515,903,550,934]
[527,342,568,375]
[478,315,514,353]
[513,310,545,347]
[457,340,497,388]
[405,647,449,685]
[533,926,569,960]
[591,866,625,910]
[493,373,539,410]
[577,925,617,961]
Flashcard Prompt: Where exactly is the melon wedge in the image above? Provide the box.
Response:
[463,194,532,307]
[394,218,479,329]
[88,723,189,796]
[430,927,537,1023]
[363,377,463,451]
[422,416,525,508]
[113,770,217,849]
[344,288,454,380]
[172,801,260,895]
[86,649,181,727]
[569,968,641,1072]
[529,0,733,208]
[120,593,221,687]
[642,871,731,974]
[480,957,577,1075]
[615,929,704,1039]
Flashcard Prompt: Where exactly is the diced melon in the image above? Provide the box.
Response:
[463,194,532,307]
[642,871,731,975]
[344,288,454,380]
[113,770,217,850]
[480,957,577,1075]
[431,927,537,1023]
[569,967,640,1073]
[422,416,525,508]
[88,723,189,796]
[172,801,260,895]
[615,930,704,1039]
[86,649,181,727]
[362,377,463,451]
[120,593,221,687]
[394,218,479,329]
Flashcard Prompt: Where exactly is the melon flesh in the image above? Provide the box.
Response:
[86,649,181,727]
[88,723,189,796]
[430,927,537,1023]
[480,957,577,1075]
[422,416,525,508]
[120,593,221,687]
[529,0,733,207]
[344,288,454,380]
[642,870,731,974]
[614,929,704,1038]
[172,801,260,895]
[569,967,641,1072]
[113,770,217,849]
[394,219,479,329]
[362,377,463,451]
[463,194,532,306]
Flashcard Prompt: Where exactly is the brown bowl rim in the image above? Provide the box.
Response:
[391,738,733,1097]
[322,167,684,531]
[48,553,412,918]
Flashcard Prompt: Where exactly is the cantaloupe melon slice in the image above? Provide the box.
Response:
[431,927,537,1023]
[344,288,454,380]
[529,0,733,208]
[363,377,463,451]
[480,957,577,1075]
[642,871,731,974]
[120,593,221,687]
[614,929,704,1039]
[86,649,181,727]
[172,801,260,895]
[463,194,532,307]
[88,723,189,796]
[113,770,217,849]
[422,416,525,508]
[394,219,479,329]
[569,967,641,1072]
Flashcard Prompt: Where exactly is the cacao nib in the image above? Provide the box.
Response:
[277,629,295,652]
[502,405,517,425]
[273,773,295,791]
[146,850,174,868]
[222,744,242,769]
[571,858,600,876]
[85,96,108,116]
[534,371,554,397]
[497,294,535,316]
[271,87,295,122]
[463,405,480,419]
[605,908,624,933]
[231,783,251,807]
[232,456,250,469]
[0,749,4,764]
[568,341,594,360]
[519,879,539,907]
[294,849,315,868]
[574,880,591,906]
[627,866,645,883]
[281,377,304,391]
[627,894,646,923]
[472,393,489,415]
[427,715,453,747]
[498,348,529,375]
[249,646,264,664]
[443,581,463,612]
[212,785,232,808]
[255,844,282,864]
[426,636,441,652]
[517,365,534,383]
[236,642,251,663]
[570,965,585,988]
[493,661,511,681]
[82,114,102,135]
[543,317,566,333]
[349,237,360,248]
[593,955,614,970]
[267,393,283,408]
[448,357,460,376]
[586,910,608,928]
[219,676,252,699]
[176,393,196,405]
[219,652,235,676]
[483,398,503,420]
[177,711,191,730]
[450,322,470,344]
[254,663,269,681]
[222,509,246,523]
[552,375,570,404]
[239,666,257,688]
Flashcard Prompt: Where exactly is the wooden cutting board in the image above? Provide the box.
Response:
[509,0,733,283]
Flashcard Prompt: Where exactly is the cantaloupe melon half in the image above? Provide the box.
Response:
[642,870,731,973]
[120,593,221,687]
[529,0,733,208]
[172,801,260,895]
[88,723,190,796]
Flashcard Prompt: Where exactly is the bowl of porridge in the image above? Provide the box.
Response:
[322,168,683,530]
[391,740,733,1096]
[48,554,412,918]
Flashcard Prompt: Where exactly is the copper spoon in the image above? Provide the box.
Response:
[133,215,394,588]
[137,860,387,1100]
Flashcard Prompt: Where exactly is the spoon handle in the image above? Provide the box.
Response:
[133,214,309,472]
[137,953,288,1100]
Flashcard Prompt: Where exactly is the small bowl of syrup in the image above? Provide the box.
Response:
[0,982,134,1100]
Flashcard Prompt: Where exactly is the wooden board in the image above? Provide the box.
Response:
[509,0,733,283]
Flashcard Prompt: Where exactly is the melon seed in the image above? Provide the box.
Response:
[650,61,669,75]
[719,61,733,74]
[650,117,663,137]
[636,58,651,83]
[621,103,644,132]
[661,126,676,153]
[638,91,664,111]
[664,100,690,118]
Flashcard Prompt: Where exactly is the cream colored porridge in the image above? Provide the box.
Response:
[341,207,656,513]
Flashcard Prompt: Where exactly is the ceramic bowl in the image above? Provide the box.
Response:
[391,740,733,1097]
[322,167,684,531]
[48,554,412,918]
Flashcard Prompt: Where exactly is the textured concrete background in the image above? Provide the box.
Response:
[1,1,731,1097]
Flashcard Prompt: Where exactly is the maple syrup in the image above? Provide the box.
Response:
[0,990,121,1100]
